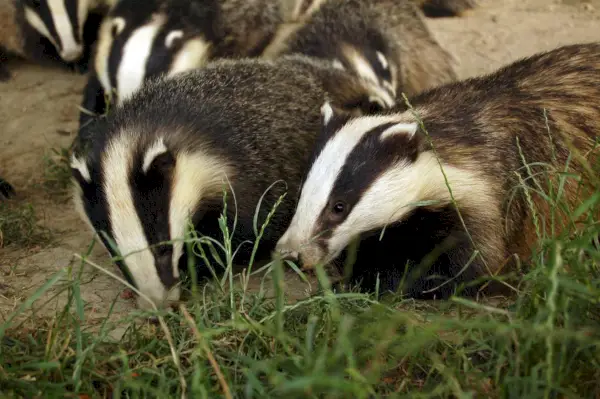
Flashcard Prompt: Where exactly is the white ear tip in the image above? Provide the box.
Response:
[165,30,184,48]
[321,102,334,125]
[112,17,126,35]
[331,59,345,70]
[380,122,419,141]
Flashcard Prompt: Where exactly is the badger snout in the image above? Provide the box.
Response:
[60,44,84,62]
[274,230,299,260]
[275,232,326,271]
[136,285,181,312]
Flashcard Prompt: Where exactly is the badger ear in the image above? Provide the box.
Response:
[143,138,175,174]
[380,121,426,159]
[320,101,335,125]
[320,100,352,134]
[380,122,419,140]
[70,152,92,183]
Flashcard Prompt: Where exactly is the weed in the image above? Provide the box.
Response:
[0,202,52,248]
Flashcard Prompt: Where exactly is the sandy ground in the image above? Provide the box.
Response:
[1,0,599,327]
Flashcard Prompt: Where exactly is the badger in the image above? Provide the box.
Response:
[78,0,286,129]
[0,0,118,80]
[262,0,457,109]
[275,43,600,299]
[71,55,394,310]
[0,177,15,200]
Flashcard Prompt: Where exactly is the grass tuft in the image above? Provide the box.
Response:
[41,146,73,199]
[0,201,52,248]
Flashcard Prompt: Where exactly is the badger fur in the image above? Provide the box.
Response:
[0,0,117,80]
[79,0,286,129]
[276,43,600,299]
[71,55,394,310]
[279,0,478,22]
[263,0,457,107]
[0,177,15,200]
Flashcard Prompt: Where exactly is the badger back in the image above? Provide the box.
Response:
[388,42,600,261]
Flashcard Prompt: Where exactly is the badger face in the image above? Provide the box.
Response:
[23,0,90,62]
[95,3,213,106]
[70,133,228,310]
[337,43,397,108]
[276,102,432,269]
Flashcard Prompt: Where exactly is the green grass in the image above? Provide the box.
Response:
[1,114,599,398]
[1,184,598,399]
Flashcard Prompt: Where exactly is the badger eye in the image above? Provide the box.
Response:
[30,0,41,7]
[331,201,347,217]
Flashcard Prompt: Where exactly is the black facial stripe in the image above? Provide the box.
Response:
[316,121,420,235]
[129,147,177,288]
[145,28,179,81]
[36,2,62,50]
[65,0,81,44]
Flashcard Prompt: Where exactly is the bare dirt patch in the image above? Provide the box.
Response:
[1,0,599,325]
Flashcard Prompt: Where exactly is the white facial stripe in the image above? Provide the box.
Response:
[117,15,166,103]
[47,0,83,61]
[321,102,333,125]
[168,150,232,281]
[376,51,389,70]
[142,137,168,173]
[70,153,92,182]
[165,30,183,48]
[103,133,170,308]
[95,18,123,98]
[380,122,418,140]
[24,7,58,48]
[282,115,403,249]
[168,38,211,77]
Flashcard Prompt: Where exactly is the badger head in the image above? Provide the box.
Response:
[70,129,229,310]
[275,102,473,269]
[94,0,218,105]
[22,0,91,62]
